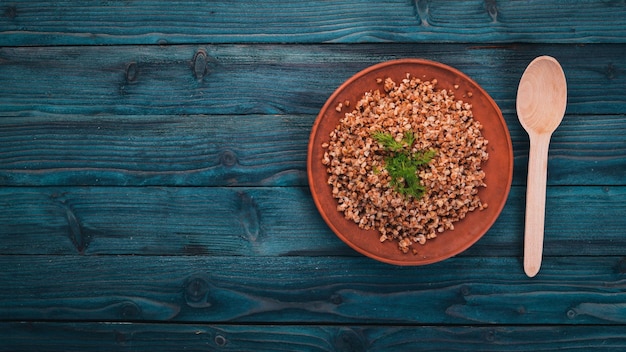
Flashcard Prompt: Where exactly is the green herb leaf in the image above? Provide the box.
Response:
[402,131,415,147]
[371,131,404,152]
[371,131,435,199]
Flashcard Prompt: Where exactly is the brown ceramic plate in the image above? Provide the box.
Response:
[307,59,513,266]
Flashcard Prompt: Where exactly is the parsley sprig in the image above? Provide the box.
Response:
[372,131,435,199]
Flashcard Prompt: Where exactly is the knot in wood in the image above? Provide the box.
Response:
[214,334,227,347]
[125,62,139,83]
[4,6,17,19]
[460,285,471,296]
[236,192,261,242]
[334,329,366,352]
[120,301,141,319]
[414,0,430,26]
[184,276,212,308]
[192,49,216,80]
[220,150,238,167]
[605,63,618,80]
[63,205,91,253]
[330,293,343,305]
[484,0,498,21]
[566,309,578,319]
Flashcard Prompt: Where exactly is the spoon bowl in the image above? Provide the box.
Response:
[516,56,567,277]
[517,57,567,133]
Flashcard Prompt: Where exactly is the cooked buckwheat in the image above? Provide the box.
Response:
[322,74,489,254]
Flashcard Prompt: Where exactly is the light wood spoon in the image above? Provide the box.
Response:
[516,56,567,277]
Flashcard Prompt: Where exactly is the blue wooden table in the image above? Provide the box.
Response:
[1,1,625,350]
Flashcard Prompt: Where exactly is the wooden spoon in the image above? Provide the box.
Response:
[516,56,567,277]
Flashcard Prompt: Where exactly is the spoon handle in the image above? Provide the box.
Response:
[523,133,552,277]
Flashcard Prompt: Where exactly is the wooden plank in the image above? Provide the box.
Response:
[0,186,624,257]
[0,113,624,187]
[1,255,626,324]
[513,114,626,187]
[0,114,311,187]
[2,322,626,352]
[0,44,624,116]
[1,1,625,45]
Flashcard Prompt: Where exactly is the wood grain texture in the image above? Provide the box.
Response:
[0,114,311,187]
[0,186,624,257]
[0,44,624,116]
[0,113,624,187]
[2,322,626,352]
[1,255,626,324]
[1,1,625,45]
[1,0,625,350]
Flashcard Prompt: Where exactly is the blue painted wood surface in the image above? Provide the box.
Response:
[1,1,626,351]
[1,0,626,45]
[4,322,626,352]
